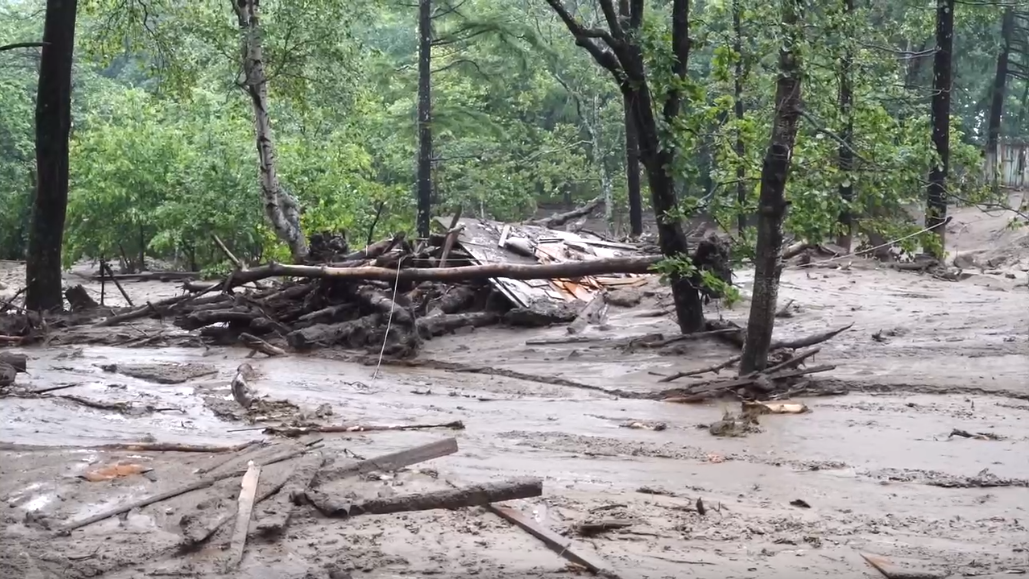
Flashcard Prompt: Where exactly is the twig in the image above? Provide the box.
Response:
[212,234,243,269]
[102,261,135,307]
[367,200,387,245]
[659,355,741,383]
[0,287,26,313]
[0,41,46,52]
[770,324,853,350]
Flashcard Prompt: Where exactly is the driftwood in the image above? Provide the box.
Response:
[313,437,459,488]
[264,420,465,437]
[576,518,635,537]
[64,284,98,311]
[179,474,288,547]
[89,441,260,453]
[567,290,606,335]
[357,287,413,325]
[661,364,835,403]
[59,446,311,534]
[226,462,261,569]
[416,311,497,338]
[0,352,27,372]
[221,256,661,289]
[771,323,853,350]
[659,355,742,383]
[286,313,381,350]
[239,332,286,357]
[341,233,405,262]
[102,262,135,307]
[255,452,327,536]
[529,197,604,228]
[307,477,543,518]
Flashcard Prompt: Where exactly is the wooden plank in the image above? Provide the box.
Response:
[226,461,261,569]
[489,504,620,578]
[312,438,459,488]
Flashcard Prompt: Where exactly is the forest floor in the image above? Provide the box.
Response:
[0,197,1028,579]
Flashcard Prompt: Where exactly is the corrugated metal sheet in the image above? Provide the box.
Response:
[435,217,649,308]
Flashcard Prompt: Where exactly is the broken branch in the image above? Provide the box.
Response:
[307,477,543,518]
[264,420,465,437]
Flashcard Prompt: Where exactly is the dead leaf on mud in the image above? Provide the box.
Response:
[706,453,726,463]
[81,462,152,482]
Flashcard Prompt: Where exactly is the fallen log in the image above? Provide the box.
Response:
[357,287,413,325]
[529,197,603,228]
[286,313,381,350]
[239,332,286,357]
[59,445,312,534]
[178,307,259,330]
[254,452,328,537]
[307,477,543,518]
[416,311,498,339]
[90,271,201,282]
[0,352,27,372]
[341,232,405,262]
[264,420,465,438]
[660,364,836,403]
[313,437,459,488]
[566,290,606,335]
[770,323,853,350]
[220,256,662,289]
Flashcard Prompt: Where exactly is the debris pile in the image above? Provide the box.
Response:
[0,211,731,358]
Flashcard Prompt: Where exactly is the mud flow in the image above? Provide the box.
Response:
[1,201,1027,579]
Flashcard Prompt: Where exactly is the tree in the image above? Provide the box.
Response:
[416,0,433,238]
[25,0,78,312]
[545,0,705,334]
[233,0,308,262]
[731,0,747,236]
[986,7,1014,191]
[618,0,642,237]
[925,0,955,254]
[835,0,854,251]
[739,0,803,374]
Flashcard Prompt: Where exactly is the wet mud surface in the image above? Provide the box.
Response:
[1,204,1028,578]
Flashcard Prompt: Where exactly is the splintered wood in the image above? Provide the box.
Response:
[226,461,261,569]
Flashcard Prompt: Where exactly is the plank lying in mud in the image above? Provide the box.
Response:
[307,478,543,518]
[312,437,459,488]
[263,420,465,437]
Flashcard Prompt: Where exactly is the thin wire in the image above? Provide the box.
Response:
[792,215,951,269]
[372,254,406,380]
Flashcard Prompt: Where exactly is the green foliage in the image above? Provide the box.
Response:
[650,255,742,308]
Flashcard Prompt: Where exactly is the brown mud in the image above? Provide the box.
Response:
[1,202,1028,579]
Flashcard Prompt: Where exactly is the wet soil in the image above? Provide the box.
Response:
[1,202,1028,578]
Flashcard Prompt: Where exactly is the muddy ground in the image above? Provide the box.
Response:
[1,200,1028,579]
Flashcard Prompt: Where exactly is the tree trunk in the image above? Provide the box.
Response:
[925,0,954,255]
[593,96,614,231]
[739,0,803,374]
[835,0,855,251]
[25,0,78,312]
[986,7,1014,191]
[619,0,643,237]
[416,0,433,239]
[732,0,747,236]
[234,0,307,262]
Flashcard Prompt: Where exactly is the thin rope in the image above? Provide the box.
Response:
[372,253,406,380]
[792,215,951,269]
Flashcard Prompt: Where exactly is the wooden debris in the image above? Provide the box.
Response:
[239,332,286,357]
[226,461,261,569]
[528,196,604,228]
[743,400,810,414]
[659,355,741,383]
[313,437,459,488]
[860,552,948,579]
[64,284,99,311]
[0,352,27,373]
[88,441,260,453]
[948,429,1004,441]
[59,445,311,533]
[575,519,634,537]
[0,363,15,387]
[567,290,606,335]
[231,363,256,409]
[307,477,543,519]
[264,420,465,437]
[255,452,327,537]
[101,262,135,307]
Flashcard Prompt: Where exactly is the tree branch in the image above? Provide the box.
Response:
[0,42,46,52]
[597,0,625,39]
[543,0,624,77]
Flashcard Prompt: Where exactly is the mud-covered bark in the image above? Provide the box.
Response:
[619,0,643,237]
[25,0,78,312]
[925,0,954,254]
[986,8,1014,190]
[416,0,433,238]
[234,0,307,262]
[739,0,803,375]
[835,0,855,252]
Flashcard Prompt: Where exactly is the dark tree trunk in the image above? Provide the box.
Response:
[25,0,78,312]
[619,0,643,237]
[732,0,747,236]
[739,0,803,374]
[986,7,1014,190]
[416,0,433,239]
[546,0,704,334]
[836,0,855,251]
[925,0,954,254]
[624,96,643,237]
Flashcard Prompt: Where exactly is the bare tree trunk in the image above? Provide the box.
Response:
[233,0,307,262]
[925,0,954,255]
[546,0,704,334]
[836,0,855,252]
[417,0,433,238]
[732,0,747,236]
[739,0,803,374]
[594,96,614,230]
[25,0,78,312]
[619,0,643,237]
[986,8,1014,191]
